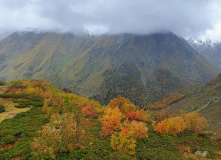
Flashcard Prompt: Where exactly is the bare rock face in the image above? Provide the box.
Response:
[188,39,221,70]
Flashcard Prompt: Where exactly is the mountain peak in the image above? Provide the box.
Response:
[0,31,218,105]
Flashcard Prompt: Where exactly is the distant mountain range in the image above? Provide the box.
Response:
[188,39,221,70]
[0,31,218,105]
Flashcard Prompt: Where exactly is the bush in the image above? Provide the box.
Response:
[33,113,87,159]
[0,80,6,86]
[99,107,123,137]
[154,109,170,123]
[0,105,5,113]
[122,120,148,139]
[1,135,15,144]
[107,96,136,114]
[154,117,186,135]
[14,104,29,108]
[82,104,99,118]
[111,132,136,155]
[185,111,208,134]
[126,110,149,122]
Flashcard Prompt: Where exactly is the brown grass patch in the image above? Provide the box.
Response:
[0,98,31,122]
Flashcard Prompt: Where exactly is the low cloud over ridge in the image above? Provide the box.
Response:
[0,0,221,41]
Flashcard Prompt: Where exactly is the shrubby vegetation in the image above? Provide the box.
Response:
[0,105,5,113]
[146,93,186,111]
[0,79,220,159]
[0,94,48,160]
[0,80,6,86]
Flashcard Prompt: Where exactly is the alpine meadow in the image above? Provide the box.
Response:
[0,0,221,160]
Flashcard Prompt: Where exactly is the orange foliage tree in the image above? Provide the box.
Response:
[154,116,186,135]
[99,107,123,137]
[82,104,99,118]
[122,120,148,139]
[126,109,149,122]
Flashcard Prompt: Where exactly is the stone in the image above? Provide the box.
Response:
[201,151,209,157]
[194,151,202,156]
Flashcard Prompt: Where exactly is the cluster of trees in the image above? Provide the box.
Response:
[33,112,88,159]
[153,110,208,135]
[93,63,145,106]
[99,96,149,155]
[33,87,101,159]
[2,79,100,159]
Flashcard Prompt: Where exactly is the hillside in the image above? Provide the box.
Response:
[168,73,221,136]
[0,79,220,160]
[0,32,218,105]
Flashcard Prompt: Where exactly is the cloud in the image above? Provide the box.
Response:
[0,0,221,41]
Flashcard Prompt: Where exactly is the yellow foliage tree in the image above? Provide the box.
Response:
[185,111,208,134]
[24,86,43,94]
[107,95,136,114]
[111,132,136,155]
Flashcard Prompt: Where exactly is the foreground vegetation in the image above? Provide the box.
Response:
[0,79,220,160]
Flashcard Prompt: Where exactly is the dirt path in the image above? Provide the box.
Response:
[0,98,31,122]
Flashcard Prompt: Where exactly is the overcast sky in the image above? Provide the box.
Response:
[0,0,221,41]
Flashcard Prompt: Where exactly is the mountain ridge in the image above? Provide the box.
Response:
[188,39,221,70]
[0,31,218,105]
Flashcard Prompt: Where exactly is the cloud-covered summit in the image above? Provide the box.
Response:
[0,0,221,41]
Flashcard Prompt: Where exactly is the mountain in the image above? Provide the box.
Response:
[168,73,221,135]
[0,32,218,105]
[188,39,221,70]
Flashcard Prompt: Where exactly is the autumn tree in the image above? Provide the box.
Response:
[99,107,123,137]
[121,120,148,139]
[154,109,170,123]
[126,109,149,122]
[33,113,87,159]
[107,95,136,114]
[111,132,136,155]
[154,116,186,135]
[184,111,208,134]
